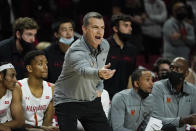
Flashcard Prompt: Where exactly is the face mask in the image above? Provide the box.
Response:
[158,70,169,80]
[176,12,186,21]
[138,88,149,99]
[59,37,74,45]
[168,71,185,86]
[117,31,131,42]
[20,38,35,55]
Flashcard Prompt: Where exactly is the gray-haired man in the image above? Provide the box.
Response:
[54,12,115,131]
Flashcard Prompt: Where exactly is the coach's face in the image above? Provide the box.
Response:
[82,18,105,49]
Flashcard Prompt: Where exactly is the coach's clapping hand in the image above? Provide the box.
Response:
[98,63,116,80]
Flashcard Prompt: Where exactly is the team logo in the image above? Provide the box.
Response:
[25,97,30,100]
[167,97,171,103]
[130,110,135,116]
[45,96,49,99]
[4,101,9,104]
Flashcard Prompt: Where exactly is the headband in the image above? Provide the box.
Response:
[0,63,15,72]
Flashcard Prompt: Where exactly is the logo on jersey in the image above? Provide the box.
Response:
[25,97,30,100]
[0,110,6,116]
[131,110,135,116]
[4,101,9,104]
[26,105,47,112]
[45,96,49,99]
[167,97,171,103]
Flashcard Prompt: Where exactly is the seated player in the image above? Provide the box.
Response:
[18,50,58,131]
[0,62,25,131]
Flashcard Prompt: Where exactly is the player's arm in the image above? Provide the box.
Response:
[41,83,59,131]
[42,83,54,126]
[3,84,25,128]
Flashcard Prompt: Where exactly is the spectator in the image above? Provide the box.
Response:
[163,2,195,61]
[0,17,38,79]
[112,0,146,52]
[0,62,25,131]
[167,0,194,24]
[104,14,137,99]
[141,0,167,57]
[153,57,171,80]
[44,18,78,83]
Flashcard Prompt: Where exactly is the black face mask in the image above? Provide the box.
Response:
[117,31,131,42]
[176,12,186,21]
[138,88,149,99]
[168,71,185,86]
[158,70,169,80]
[20,38,35,55]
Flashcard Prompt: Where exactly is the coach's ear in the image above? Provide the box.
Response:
[82,25,87,35]
[26,65,33,73]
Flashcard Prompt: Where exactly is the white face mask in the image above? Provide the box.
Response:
[59,37,74,45]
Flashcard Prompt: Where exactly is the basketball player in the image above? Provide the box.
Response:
[18,50,58,131]
[0,62,25,131]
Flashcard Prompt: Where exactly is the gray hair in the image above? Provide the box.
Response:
[83,12,103,27]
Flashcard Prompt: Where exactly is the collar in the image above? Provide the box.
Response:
[131,88,143,100]
[82,36,102,57]
[108,35,122,48]
[108,35,130,49]
[167,79,190,95]
[182,81,193,95]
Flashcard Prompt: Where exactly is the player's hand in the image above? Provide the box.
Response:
[41,126,59,131]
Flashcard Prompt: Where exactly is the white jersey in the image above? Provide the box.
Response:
[18,78,53,126]
[0,89,12,123]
